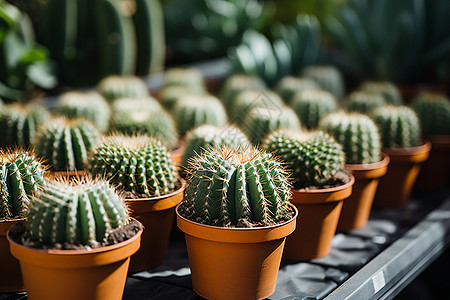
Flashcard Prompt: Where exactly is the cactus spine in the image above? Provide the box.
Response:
[97,75,149,102]
[360,81,402,105]
[344,91,387,114]
[274,76,319,104]
[301,65,345,100]
[411,92,450,135]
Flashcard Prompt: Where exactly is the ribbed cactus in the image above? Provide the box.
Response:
[172,95,228,136]
[319,112,382,164]
[23,178,130,247]
[411,92,450,135]
[163,68,206,94]
[182,146,292,226]
[36,118,101,171]
[274,76,320,104]
[0,103,50,147]
[344,91,387,114]
[290,89,338,129]
[230,90,284,124]
[88,135,178,197]
[159,85,201,111]
[181,124,250,167]
[97,75,149,102]
[263,130,345,188]
[301,65,345,100]
[0,150,45,220]
[219,74,266,108]
[241,106,301,145]
[371,105,421,148]
[110,96,162,114]
[360,81,402,105]
[55,91,111,132]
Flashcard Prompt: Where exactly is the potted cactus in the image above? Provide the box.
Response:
[87,134,185,273]
[7,177,143,300]
[176,146,297,300]
[371,105,431,209]
[263,130,354,260]
[343,91,387,114]
[359,81,403,105]
[319,112,390,231]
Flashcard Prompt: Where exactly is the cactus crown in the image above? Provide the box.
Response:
[88,134,178,198]
[371,105,421,148]
[301,65,345,100]
[182,146,292,227]
[23,177,130,248]
[159,85,202,111]
[163,68,206,93]
[411,92,450,135]
[230,90,284,124]
[263,129,345,188]
[219,74,266,108]
[360,81,402,105]
[344,91,387,114]
[97,75,148,102]
[274,76,319,104]
[0,149,46,220]
[319,112,382,164]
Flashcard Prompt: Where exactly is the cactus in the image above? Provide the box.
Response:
[172,95,228,136]
[36,118,101,171]
[240,106,301,145]
[319,112,382,164]
[359,81,402,105]
[274,76,319,104]
[290,89,338,129]
[301,65,345,100]
[55,91,111,132]
[23,178,130,247]
[0,149,46,220]
[411,92,450,135]
[344,91,387,114]
[0,103,51,147]
[97,75,148,102]
[159,85,201,111]
[371,105,421,148]
[110,96,162,114]
[263,129,345,188]
[88,135,178,198]
[181,146,292,226]
[181,124,250,168]
[162,68,206,94]
[219,74,266,108]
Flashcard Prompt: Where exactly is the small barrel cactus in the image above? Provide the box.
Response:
[36,118,101,171]
[263,129,345,188]
[0,103,50,147]
[274,76,320,104]
[290,89,338,129]
[319,112,382,164]
[110,96,163,115]
[97,75,148,102]
[172,95,228,136]
[371,105,421,148]
[219,74,266,108]
[88,135,178,198]
[0,149,46,220]
[181,124,250,167]
[359,81,402,105]
[55,91,111,132]
[344,91,387,114]
[159,85,202,111]
[411,92,450,135]
[230,90,284,124]
[301,65,345,100]
[181,146,292,226]
[163,67,206,94]
[23,178,130,247]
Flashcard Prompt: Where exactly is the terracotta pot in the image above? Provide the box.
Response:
[126,179,185,273]
[176,204,298,300]
[337,154,390,231]
[8,223,143,300]
[415,135,450,190]
[373,141,431,209]
[0,219,25,292]
[283,175,355,261]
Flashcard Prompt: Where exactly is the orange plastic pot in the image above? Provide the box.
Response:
[374,141,431,209]
[8,223,143,300]
[337,154,390,231]
[176,204,298,300]
[0,219,24,292]
[283,175,355,261]
[126,179,185,273]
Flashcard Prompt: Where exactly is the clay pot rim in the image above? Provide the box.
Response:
[292,174,355,195]
[345,153,390,179]
[423,134,450,146]
[382,140,432,156]
[125,178,186,202]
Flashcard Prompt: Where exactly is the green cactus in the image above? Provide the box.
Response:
[0,149,46,220]
[359,81,402,105]
[274,76,320,104]
[371,105,421,148]
[263,129,345,188]
[172,95,228,136]
[159,85,202,111]
[301,65,345,100]
[23,178,130,247]
[97,75,149,102]
[290,89,338,129]
[88,135,178,198]
[36,118,101,171]
[344,91,387,114]
[110,96,162,114]
[241,106,301,145]
[411,92,450,135]
[162,68,206,94]
[181,124,250,168]
[219,74,266,108]
[55,91,111,132]
[0,103,51,147]
[319,112,382,164]
[181,146,292,226]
